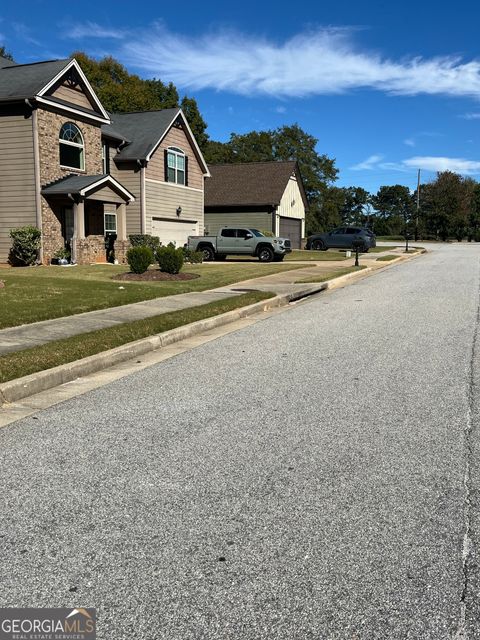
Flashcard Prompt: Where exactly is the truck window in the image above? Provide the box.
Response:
[250,229,264,237]
[237,229,251,239]
[220,229,236,237]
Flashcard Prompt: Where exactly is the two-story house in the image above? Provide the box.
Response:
[0,55,209,265]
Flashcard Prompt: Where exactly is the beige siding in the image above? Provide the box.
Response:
[145,125,204,190]
[275,176,306,237]
[204,211,271,236]
[51,84,95,111]
[145,179,203,237]
[0,116,36,261]
[87,186,126,204]
[114,165,142,236]
[276,177,306,219]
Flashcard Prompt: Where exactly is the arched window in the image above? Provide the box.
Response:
[59,122,84,170]
[166,146,185,185]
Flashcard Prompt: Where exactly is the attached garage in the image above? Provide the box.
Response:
[279,217,302,249]
[151,217,199,247]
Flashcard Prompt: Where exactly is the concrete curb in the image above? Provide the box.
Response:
[0,249,424,407]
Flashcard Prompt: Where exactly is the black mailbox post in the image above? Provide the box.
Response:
[352,238,363,267]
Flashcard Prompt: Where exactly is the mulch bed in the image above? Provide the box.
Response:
[112,271,200,282]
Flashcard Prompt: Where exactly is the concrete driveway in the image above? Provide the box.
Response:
[1,241,479,639]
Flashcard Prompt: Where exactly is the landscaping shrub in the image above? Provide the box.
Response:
[156,245,184,274]
[182,247,204,263]
[126,246,154,274]
[8,226,41,266]
[128,234,161,253]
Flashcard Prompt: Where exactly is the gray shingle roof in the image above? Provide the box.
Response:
[0,59,70,101]
[0,56,17,68]
[41,174,134,201]
[41,174,108,195]
[102,109,179,161]
[205,161,304,208]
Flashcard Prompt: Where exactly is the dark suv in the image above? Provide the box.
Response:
[306,227,376,252]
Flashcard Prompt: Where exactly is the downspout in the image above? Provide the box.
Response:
[26,99,43,263]
[138,159,146,234]
[271,205,278,236]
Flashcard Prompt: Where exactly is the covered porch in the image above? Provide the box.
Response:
[41,174,134,265]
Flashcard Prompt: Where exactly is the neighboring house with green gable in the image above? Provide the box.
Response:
[0,55,209,264]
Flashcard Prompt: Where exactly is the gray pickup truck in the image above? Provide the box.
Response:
[187,227,292,262]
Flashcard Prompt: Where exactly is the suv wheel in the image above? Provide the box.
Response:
[312,239,326,251]
[258,246,274,262]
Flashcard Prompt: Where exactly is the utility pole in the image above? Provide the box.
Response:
[415,168,421,241]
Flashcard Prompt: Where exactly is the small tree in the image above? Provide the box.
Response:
[8,226,41,266]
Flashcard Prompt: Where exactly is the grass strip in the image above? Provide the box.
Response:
[376,255,398,262]
[0,291,273,384]
[295,266,367,284]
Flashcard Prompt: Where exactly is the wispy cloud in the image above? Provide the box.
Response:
[275,105,287,114]
[461,112,480,120]
[68,21,126,40]
[12,22,41,46]
[122,25,480,98]
[350,154,384,170]
[404,138,415,147]
[403,156,480,174]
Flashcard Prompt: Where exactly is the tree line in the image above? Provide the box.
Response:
[4,47,478,240]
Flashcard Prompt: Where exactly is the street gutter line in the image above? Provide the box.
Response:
[455,263,480,639]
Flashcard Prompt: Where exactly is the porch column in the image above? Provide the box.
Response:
[71,199,85,263]
[117,203,127,241]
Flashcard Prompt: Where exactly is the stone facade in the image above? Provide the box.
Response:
[37,109,103,264]
[75,237,130,264]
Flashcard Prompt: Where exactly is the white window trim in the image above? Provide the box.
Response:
[104,212,117,233]
[59,123,85,171]
[167,147,186,185]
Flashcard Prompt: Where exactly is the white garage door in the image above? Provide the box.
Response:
[151,218,199,247]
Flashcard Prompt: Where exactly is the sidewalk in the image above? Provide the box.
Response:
[0,252,391,356]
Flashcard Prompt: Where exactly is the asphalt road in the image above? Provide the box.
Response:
[1,243,480,639]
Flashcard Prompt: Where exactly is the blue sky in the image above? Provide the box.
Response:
[2,1,480,193]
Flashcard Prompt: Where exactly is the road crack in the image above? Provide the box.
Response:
[454,274,480,639]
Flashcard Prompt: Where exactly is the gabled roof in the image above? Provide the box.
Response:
[0,58,110,123]
[0,59,70,101]
[205,161,308,208]
[103,109,178,160]
[103,108,210,175]
[41,174,135,202]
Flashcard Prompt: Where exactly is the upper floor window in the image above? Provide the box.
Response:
[166,147,185,185]
[59,122,84,170]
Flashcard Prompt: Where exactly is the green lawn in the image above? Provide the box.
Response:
[0,291,273,383]
[295,266,366,283]
[368,246,398,253]
[225,249,347,262]
[0,262,306,329]
[286,249,347,261]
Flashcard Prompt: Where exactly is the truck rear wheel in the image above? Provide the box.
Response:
[258,246,274,262]
[200,245,215,261]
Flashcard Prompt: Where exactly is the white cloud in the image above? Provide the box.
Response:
[350,154,384,170]
[404,138,415,147]
[68,22,125,40]
[275,105,287,114]
[122,25,480,98]
[403,156,480,174]
[462,112,480,119]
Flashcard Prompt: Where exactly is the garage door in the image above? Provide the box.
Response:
[151,218,199,247]
[279,217,302,249]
